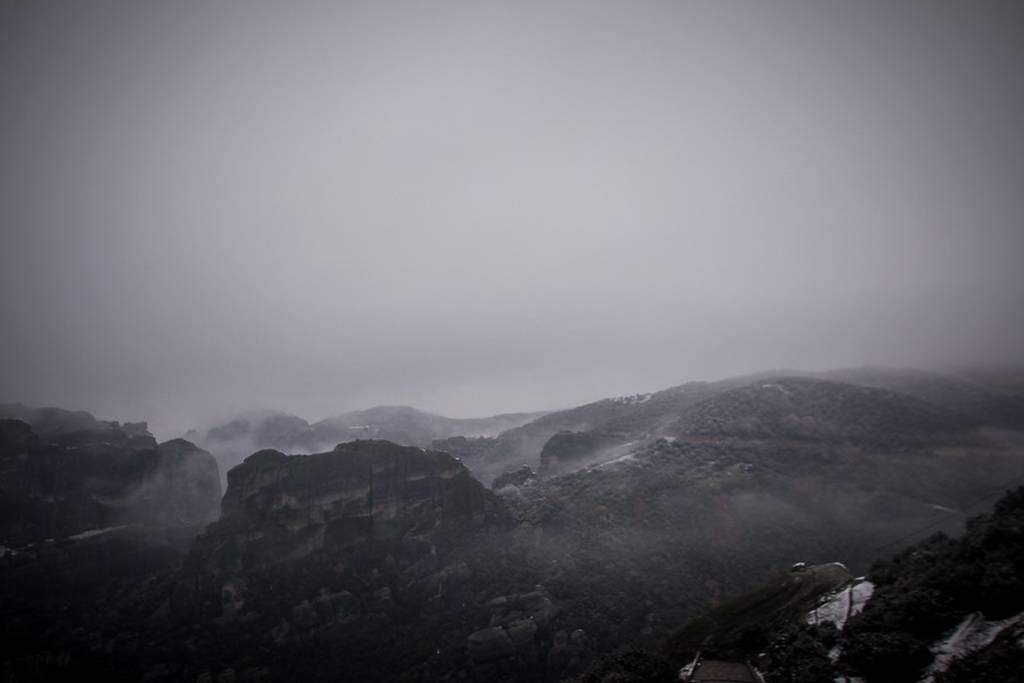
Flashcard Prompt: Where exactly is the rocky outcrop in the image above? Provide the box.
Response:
[158,441,525,679]
[0,418,221,545]
[472,587,555,652]
[189,440,502,573]
[461,585,590,679]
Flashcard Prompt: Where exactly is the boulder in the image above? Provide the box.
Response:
[468,627,516,663]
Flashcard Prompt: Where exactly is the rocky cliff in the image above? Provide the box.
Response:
[187,439,502,573]
[0,418,221,545]
[163,441,560,681]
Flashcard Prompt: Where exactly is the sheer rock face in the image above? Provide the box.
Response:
[190,440,503,573]
[0,419,221,545]
[170,440,508,641]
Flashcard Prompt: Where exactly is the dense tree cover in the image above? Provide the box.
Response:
[662,564,849,663]
[578,486,1024,683]
[717,486,1024,682]
[566,648,675,683]
[936,627,1024,683]
[4,372,1024,681]
[839,486,1024,681]
[671,377,982,445]
[758,623,838,683]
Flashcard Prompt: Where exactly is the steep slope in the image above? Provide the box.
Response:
[838,486,1024,682]
[664,562,853,661]
[500,432,1024,660]
[639,486,1024,683]
[466,370,1001,484]
[441,380,736,483]
[577,486,1024,683]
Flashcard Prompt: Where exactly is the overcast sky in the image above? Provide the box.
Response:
[2,1,1023,437]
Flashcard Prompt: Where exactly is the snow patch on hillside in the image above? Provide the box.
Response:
[807,578,875,631]
[678,653,700,680]
[611,393,652,405]
[66,525,130,541]
[596,452,636,469]
[760,383,793,396]
[919,610,1024,682]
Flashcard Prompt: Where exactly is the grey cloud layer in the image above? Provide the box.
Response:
[2,1,1022,437]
